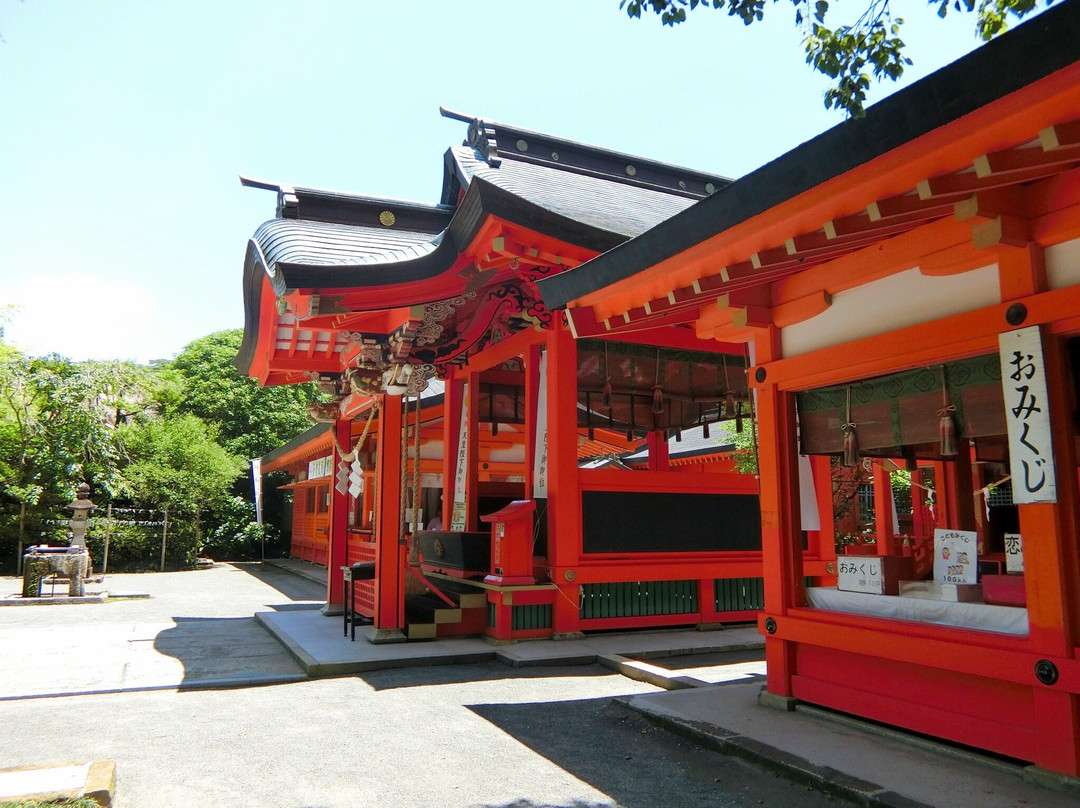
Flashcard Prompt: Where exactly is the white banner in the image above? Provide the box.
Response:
[797,454,820,532]
[999,326,1057,504]
[450,387,469,531]
[533,350,549,498]
[307,455,332,479]
[251,457,263,526]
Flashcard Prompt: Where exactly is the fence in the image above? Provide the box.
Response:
[22,506,195,574]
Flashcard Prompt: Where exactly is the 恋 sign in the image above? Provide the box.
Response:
[307,455,332,480]
[934,528,978,585]
[999,327,1057,504]
[837,556,885,594]
[1004,533,1024,574]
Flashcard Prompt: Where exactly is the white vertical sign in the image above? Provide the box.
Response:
[533,350,549,498]
[251,457,263,526]
[1004,533,1024,573]
[450,388,469,531]
[999,326,1057,504]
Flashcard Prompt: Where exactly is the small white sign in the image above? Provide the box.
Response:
[451,389,469,532]
[1004,533,1024,573]
[934,528,978,585]
[999,327,1057,504]
[837,556,884,595]
[533,349,549,498]
[307,455,332,479]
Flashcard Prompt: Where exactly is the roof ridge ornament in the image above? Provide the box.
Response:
[466,118,501,168]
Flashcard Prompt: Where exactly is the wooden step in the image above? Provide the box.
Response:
[404,621,436,640]
[428,578,488,609]
[406,593,463,625]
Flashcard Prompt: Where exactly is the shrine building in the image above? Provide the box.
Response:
[537,2,1080,779]
[238,111,804,643]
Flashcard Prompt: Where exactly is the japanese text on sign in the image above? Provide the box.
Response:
[933,528,978,585]
[998,327,1057,504]
[837,557,884,594]
[1004,533,1024,574]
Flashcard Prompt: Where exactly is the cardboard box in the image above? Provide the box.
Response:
[898,580,983,602]
[837,556,914,596]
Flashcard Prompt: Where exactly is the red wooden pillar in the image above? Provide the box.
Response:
[325,417,351,612]
[872,462,896,555]
[371,394,406,642]
[1019,330,1080,775]
[998,245,1080,774]
[752,327,805,699]
[647,430,670,471]
[546,320,582,636]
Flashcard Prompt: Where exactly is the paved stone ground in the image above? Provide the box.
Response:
[0,564,855,808]
[0,563,318,698]
[0,664,857,808]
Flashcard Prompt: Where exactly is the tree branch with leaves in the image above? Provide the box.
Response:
[621,0,1055,116]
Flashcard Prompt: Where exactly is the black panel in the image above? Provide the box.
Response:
[582,491,761,554]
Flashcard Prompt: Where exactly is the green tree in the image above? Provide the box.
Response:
[119,414,245,560]
[165,330,318,460]
[622,0,1056,116]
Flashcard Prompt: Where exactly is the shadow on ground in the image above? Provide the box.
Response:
[467,696,858,808]
[152,615,306,689]
[357,660,612,692]
[231,561,325,602]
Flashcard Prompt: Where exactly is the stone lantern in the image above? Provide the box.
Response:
[21,482,95,598]
[66,481,97,548]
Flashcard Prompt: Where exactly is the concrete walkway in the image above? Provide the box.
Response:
[3,560,1078,808]
[0,563,317,699]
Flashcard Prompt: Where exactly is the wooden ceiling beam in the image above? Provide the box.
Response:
[973,142,1080,179]
[953,187,1031,222]
[867,192,966,221]
[1041,119,1080,150]
[918,164,1068,199]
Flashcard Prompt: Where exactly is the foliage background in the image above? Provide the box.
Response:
[0,328,316,573]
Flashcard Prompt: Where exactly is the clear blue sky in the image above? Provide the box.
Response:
[0,1,998,363]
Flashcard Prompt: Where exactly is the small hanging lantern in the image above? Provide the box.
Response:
[602,343,613,410]
[652,349,664,415]
[722,357,736,418]
[938,365,958,457]
[841,386,859,467]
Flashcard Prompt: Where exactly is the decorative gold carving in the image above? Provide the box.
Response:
[563,569,576,582]
[379,210,396,227]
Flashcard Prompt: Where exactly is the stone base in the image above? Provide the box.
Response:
[0,759,114,806]
[551,631,586,641]
[1,593,108,606]
[757,687,798,712]
[365,628,408,644]
[695,622,726,632]
[320,603,344,617]
[1023,764,1080,796]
